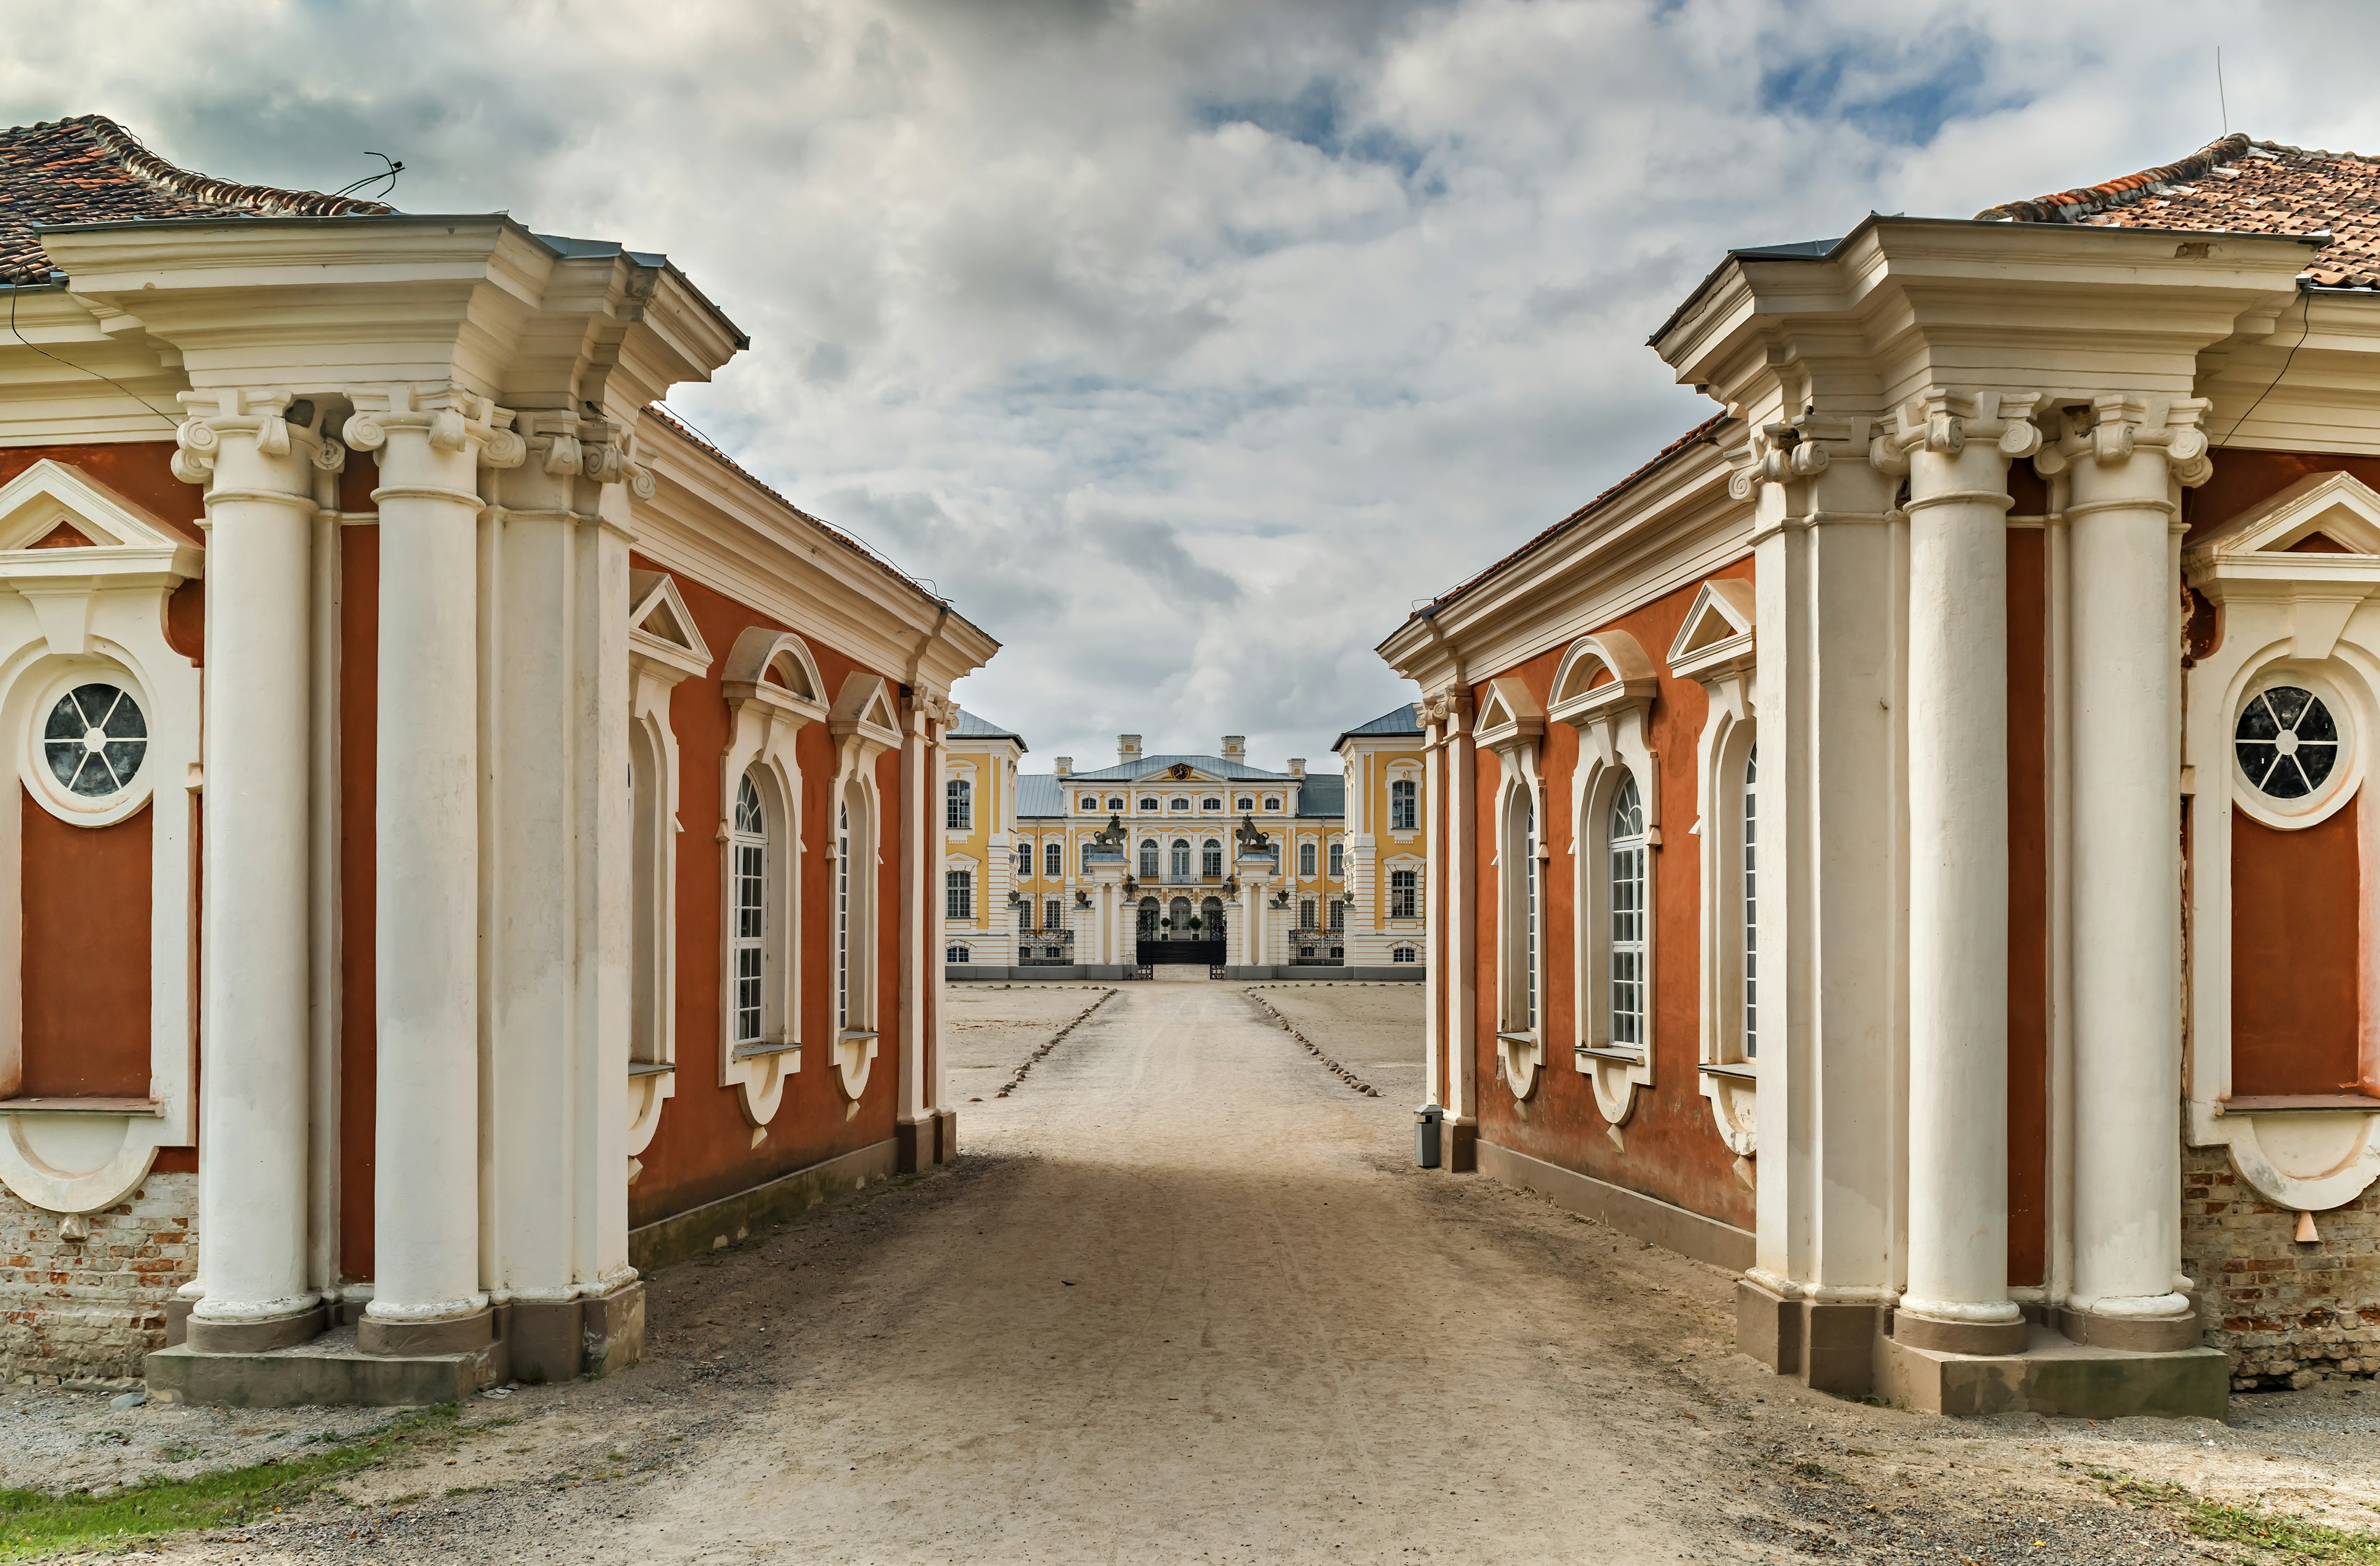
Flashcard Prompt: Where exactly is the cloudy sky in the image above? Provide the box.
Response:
[6,0,2368,771]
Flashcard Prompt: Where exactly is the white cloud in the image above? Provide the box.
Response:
[4,0,2363,766]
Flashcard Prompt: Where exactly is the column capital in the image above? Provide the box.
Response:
[1728,411,1873,499]
[342,382,527,472]
[1867,387,2043,478]
[172,387,340,492]
[2033,393,2213,487]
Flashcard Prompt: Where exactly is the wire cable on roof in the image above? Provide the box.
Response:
[6,283,177,432]
[2219,284,2315,448]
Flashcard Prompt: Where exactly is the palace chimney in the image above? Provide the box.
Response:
[1054,757,1072,777]
[1222,735,1246,762]
[1118,734,1142,765]
[1287,757,1307,777]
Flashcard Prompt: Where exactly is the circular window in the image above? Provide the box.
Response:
[2236,685,2339,801]
[43,682,146,799]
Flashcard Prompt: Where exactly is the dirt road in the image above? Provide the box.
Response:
[152,982,2289,1563]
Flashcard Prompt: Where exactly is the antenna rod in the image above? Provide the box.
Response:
[2218,47,2229,136]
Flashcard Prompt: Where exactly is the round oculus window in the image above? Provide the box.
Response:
[43,682,147,799]
[2236,685,2338,801]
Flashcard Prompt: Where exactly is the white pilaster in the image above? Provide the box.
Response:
[1419,704,1447,1112]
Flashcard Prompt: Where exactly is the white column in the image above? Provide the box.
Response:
[178,390,330,1345]
[1879,390,2034,1352]
[1443,691,1479,1138]
[2051,395,2209,1337]
[1420,710,1445,1111]
[345,386,524,1340]
[898,702,929,1137]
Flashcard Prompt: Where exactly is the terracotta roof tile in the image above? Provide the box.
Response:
[0,114,394,284]
[1416,414,1730,616]
[1976,131,2380,286]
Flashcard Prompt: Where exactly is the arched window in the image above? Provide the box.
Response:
[1299,841,1317,878]
[1202,895,1225,942]
[1016,842,1033,877]
[1169,797,1191,811]
[1169,895,1192,933]
[1139,839,1159,878]
[1390,776,1418,832]
[1392,946,1416,964]
[1136,896,1158,938]
[946,776,972,832]
[1264,796,1282,811]
[1139,796,1158,811]
[1236,795,1254,811]
[1170,838,1192,879]
[1742,746,1757,1058]
[1501,786,1537,1035]
[1045,840,1063,878]
[730,776,768,1047]
[1108,796,1125,811]
[946,944,971,963]
[1328,840,1344,878]
[1080,794,1097,811]
[1201,839,1223,877]
[1608,776,1646,1047]
[1202,796,1222,811]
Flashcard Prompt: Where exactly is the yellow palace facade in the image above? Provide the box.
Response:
[940,710,1427,978]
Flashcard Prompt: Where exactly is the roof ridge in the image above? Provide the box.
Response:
[1975,132,2253,224]
[57,114,397,220]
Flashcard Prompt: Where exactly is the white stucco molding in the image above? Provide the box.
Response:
[0,464,201,1212]
[625,570,713,1167]
[1668,580,1759,1156]
[827,672,903,1102]
[1549,632,1660,1125]
[2184,470,2380,1210]
[1477,675,1548,1100]
[716,627,827,1130]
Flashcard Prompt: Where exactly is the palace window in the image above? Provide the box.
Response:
[1390,777,1417,832]
[946,777,972,832]
[1139,839,1159,877]
[1328,899,1344,931]
[43,682,145,799]
[1608,775,1647,1049]
[1109,796,1126,810]
[1170,797,1191,811]
[1082,842,1098,874]
[945,868,973,921]
[2236,685,2340,799]
[730,776,768,1047]
[837,799,860,1033]
[1170,838,1192,879]
[1139,796,1158,811]
[1202,896,1225,941]
[1044,898,1062,931]
[1202,839,1223,876]
[1264,796,1282,811]
[1328,840,1343,878]
[1046,840,1063,877]
[1236,795,1254,811]
[1299,841,1316,877]
[1391,868,1417,918]
[1391,946,1416,963]
[1202,796,1222,811]
[946,944,971,963]
[1016,843,1033,877]
[1080,794,1097,811]
[1500,787,1537,1036]
[1742,746,1758,1059]
[1018,901,1032,931]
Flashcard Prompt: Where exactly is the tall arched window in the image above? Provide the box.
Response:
[1139,838,1159,878]
[1046,840,1063,877]
[946,776,972,832]
[1502,787,1537,1035]
[731,775,767,1047]
[1201,838,1223,876]
[1300,841,1317,878]
[1169,895,1192,933]
[1742,746,1757,1059]
[1136,897,1158,938]
[837,800,854,1029]
[1608,776,1646,1048]
[1170,838,1192,879]
[1202,895,1225,942]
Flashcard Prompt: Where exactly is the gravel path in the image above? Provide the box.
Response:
[62,979,2380,1562]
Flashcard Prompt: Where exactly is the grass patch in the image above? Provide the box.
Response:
[0,1408,451,1560]
[2097,1470,2380,1562]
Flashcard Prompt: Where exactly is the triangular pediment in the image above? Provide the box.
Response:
[831,671,902,740]
[628,569,713,680]
[2196,471,2380,559]
[0,458,203,578]
[1140,762,1222,785]
[1666,578,1756,683]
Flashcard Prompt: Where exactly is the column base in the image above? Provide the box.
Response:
[1444,1117,1477,1173]
[506,1280,645,1384]
[1880,1324,2228,1419]
[935,1108,959,1164]
[1735,1279,1887,1397]
[183,1304,326,1355]
[358,1304,493,1358]
[1892,1309,2030,1357]
[898,1113,961,1174]
[2055,1304,2202,1353]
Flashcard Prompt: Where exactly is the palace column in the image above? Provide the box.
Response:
[2048,395,2209,1348]
[1876,389,2038,1355]
[1419,698,1447,1115]
[178,390,337,1352]
[344,385,523,1355]
[1442,685,1479,1169]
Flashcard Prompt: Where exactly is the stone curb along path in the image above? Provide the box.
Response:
[1241,987,1382,1096]
[994,988,1119,1098]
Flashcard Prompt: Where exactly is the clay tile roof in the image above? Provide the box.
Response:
[1413,414,1731,617]
[1976,131,2380,288]
[0,114,395,283]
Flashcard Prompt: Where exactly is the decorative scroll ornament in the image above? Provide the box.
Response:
[2032,394,2215,487]
[1729,418,1836,501]
[342,385,525,470]
[1869,388,2042,477]
[170,387,309,485]
[582,428,658,499]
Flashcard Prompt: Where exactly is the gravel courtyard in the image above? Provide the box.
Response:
[11,979,2380,1562]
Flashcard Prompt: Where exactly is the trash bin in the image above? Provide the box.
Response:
[1416,1105,1442,1169]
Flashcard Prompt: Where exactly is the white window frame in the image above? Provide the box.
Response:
[826,671,902,1102]
[1389,775,1419,833]
[946,775,973,832]
[1476,674,1549,1100]
[1669,576,1758,1155]
[625,571,713,1163]
[946,869,974,921]
[946,944,971,964]
[1046,840,1063,878]
[1389,865,1420,920]
[1328,838,1344,878]
[1549,633,1661,1125]
[1016,841,1033,878]
[1201,838,1223,877]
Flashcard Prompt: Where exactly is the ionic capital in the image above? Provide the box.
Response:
[2032,394,2213,487]
[342,384,527,472]
[1869,388,2042,478]
[1728,413,1867,501]
[172,387,333,490]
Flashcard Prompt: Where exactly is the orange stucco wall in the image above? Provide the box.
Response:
[19,788,152,1098]
[2006,524,2050,1287]
[1470,561,1756,1230]
[337,496,381,1280]
[2232,800,2361,1096]
[627,557,908,1229]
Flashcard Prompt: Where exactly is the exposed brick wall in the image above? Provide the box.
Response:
[2183,1145,2380,1391]
[0,1172,194,1387]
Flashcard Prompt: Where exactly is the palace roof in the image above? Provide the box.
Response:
[1016,774,1069,817]
[948,710,1025,744]
[0,115,393,284]
[1062,754,1296,784]
[1334,702,1423,750]
[1295,775,1346,817]
[1976,133,2380,289]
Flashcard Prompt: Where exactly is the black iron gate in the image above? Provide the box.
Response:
[1137,938,1225,966]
